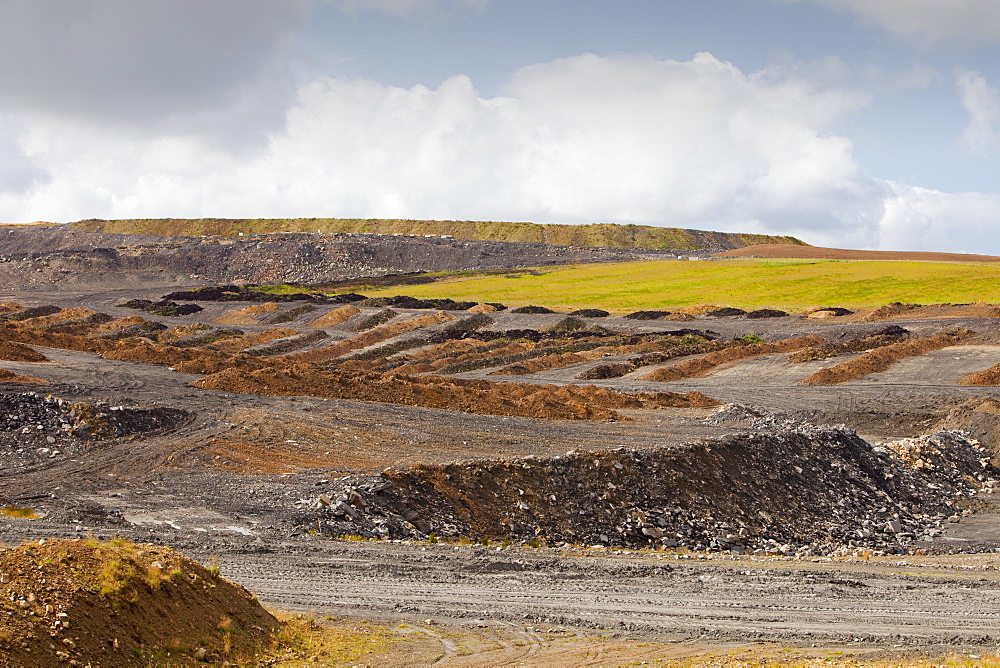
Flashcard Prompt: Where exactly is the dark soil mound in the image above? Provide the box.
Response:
[0,538,278,666]
[118,299,203,316]
[623,310,671,320]
[568,309,610,318]
[1,305,61,322]
[510,305,555,314]
[705,307,746,317]
[746,309,787,319]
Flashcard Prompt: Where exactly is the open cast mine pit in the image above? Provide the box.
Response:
[3,234,1000,663]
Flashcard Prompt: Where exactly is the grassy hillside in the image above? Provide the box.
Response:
[356,258,1000,311]
[70,218,805,251]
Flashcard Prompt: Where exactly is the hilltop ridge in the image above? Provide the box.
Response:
[70,217,807,251]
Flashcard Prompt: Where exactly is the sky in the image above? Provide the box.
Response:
[0,1,999,252]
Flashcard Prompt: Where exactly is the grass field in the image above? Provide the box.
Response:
[356,258,1000,311]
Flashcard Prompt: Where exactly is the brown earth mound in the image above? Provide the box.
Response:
[801,329,974,385]
[490,349,606,376]
[208,327,298,354]
[715,244,1000,262]
[861,302,1000,321]
[306,304,361,328]
[193,364,717,420]
[92,314,153,334]
[285,311,455,364]
[0,538,278,667]
[788,326,909,363]
[0,302,23,315]
[0,368,46,383]
[0,341,49,362]
[15,307,101,328]
[959,364,1000,386]
[213,302,281,325]
[643,336,823,382]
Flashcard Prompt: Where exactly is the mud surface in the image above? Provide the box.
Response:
[3,288,1000,659]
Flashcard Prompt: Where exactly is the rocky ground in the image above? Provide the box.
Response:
[0,225,678,291]
[3,285,1000,662]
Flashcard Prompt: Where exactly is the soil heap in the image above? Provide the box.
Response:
[0,538,278,667]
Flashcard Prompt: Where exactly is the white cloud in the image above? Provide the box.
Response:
[877,183,1000,252]
[788,0,1000,45]
[957,69,1000,154]
[1,51,998,252]
[0,0,307,137]
[325,0,487,19]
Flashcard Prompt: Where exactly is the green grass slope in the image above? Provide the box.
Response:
[356,258,1000,312]
[70,218,805,251]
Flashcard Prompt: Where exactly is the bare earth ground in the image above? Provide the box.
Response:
[715,243,1000,262]
[3,289,1000,663]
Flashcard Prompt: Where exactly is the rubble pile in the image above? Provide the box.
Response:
[0,392,186,469]
[299,417,995,555]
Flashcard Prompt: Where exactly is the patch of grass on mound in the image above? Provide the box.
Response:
[357,258,1000,311]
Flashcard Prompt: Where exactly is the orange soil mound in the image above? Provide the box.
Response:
[468,303,498,313]
[0,302,23,315]
[800,329,974,385]
[0,538,278,666]
[715,244,1000,262]
[396,340,536,375]
[0,341,48,362]
[193,364,718,421]
[959,363,1000,386]
[17,307,100,328]
[285,311,455,364]
[306,304,361,328]
[93,314,151,333]
[213,302,280,325]
[0,367,46,383]
[642,336,823,382]
[209,327,298,353]
[490,349,607,376]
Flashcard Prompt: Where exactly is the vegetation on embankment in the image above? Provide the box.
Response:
[355,258,1000,311]
[70,217,805,250]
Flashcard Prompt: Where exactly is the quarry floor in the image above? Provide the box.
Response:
[3,288,1000,662]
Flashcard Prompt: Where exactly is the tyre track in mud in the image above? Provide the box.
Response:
[211,541,1000,645]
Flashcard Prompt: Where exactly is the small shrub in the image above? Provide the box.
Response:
[0,505,39,519]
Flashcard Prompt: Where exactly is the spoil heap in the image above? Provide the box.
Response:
[0,538,278,666]
[298,414,994,556]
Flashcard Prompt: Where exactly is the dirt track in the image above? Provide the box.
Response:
[4,288,1000,661]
